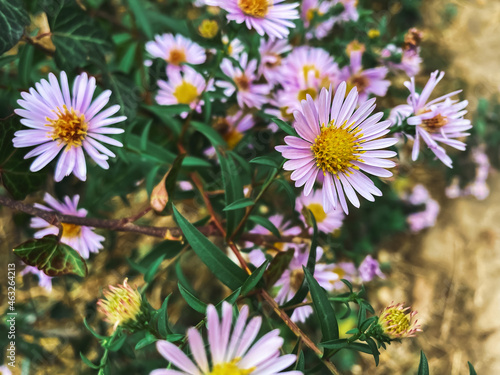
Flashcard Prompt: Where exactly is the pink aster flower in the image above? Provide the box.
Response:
[331,0,359,24]
[295,189,344,234]
[274,246,339,323]
[258,39,291,84]
[0,365,12,375]
[20,265,53,291]
[329,261,357,290]
[218,53,272,109]
[30,193,105,259]
[281,46,339,90]
[340,50,390,102]
[405,184,440,232]
[381,44,422,77]
[358,255,385,282]
[205,0,300,40]
[145,33,206,73]
[223,35,246,58]
[391,71,472,168]
[151,302,302,375]
[378,302,422,339]
[156,66,214,118]
[301,0,335,39]
[13,72,126,182]
[276,84,398,214]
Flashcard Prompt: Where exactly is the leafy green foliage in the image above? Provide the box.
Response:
[0,0,29,54]
[418,351,430,375]
[14,235,88,277]
[0,116,46,199]
[49,0,111,70]
[172,205,247,290]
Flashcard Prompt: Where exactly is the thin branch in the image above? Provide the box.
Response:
[0,194,306,244]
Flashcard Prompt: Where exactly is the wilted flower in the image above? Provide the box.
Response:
[390,70,471,168]
[156,66,214,118]
[218,53,271,109]
[13,72,126,181]
[20,265,53,291]
[339,50,390,102]
[276,84,397,214]
[145,33,206,72]
[358,255,385,282]
[296,189,344,233]
[205,0,300,40]
[151,302,302,375]
[30,193,105,259]
[377,302,421,339]
[97,278,148,331]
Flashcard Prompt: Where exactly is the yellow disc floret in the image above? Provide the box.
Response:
[199,19,219,39]
[210,359,255,375]
[47,105,88,148]
[307,203,327,223]
[173,80,199,104]
[311,121,364,176]
[61,223,82,238]
[238,0,270,18]
[168,48,187,65]
[378,302,421,339]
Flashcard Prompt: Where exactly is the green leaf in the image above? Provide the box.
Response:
[248,215,281,239]
[135,332,157,350]
[303,267,339,343]
[365,337,380,366]
[102,72,138,120]
[216,149,245,238]
[80,352,101,370]
[241,260,269,295]
[250,155,280,169]
[18,44,34,86]
[50,1,111,70]
[296,351,305,372]
[126,0,153,38]
[178,282,207,314]
[141,105,183,135]
[172,205,247,290]
[191,121,226,147]
[468,361,477,375]
[418,351,429,375]
[156,294,173,337]
[223,198,254,211]
[0,117,46,199]
[144,254,165,283]
[14,235,88,277]
[272,179,296,211]
[0,0,30,54]
[272,118,297,136]
[265,248,294,287]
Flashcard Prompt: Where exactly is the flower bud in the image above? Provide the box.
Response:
[97,278,149,332]
[375,302,422,340]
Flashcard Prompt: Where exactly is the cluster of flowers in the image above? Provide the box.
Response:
[97,282,420,375]
[446,146,491,200]
[405,184,440,233]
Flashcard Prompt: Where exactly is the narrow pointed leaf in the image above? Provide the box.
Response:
[241,260,270,295]
[223,198,254,211]
[418,351,430,375]
[178,282,207,314]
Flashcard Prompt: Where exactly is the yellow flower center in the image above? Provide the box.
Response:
[210,359,255,375]
[61,223,82,238]
[238,0,270,18]
[235,75,251,91]
[422,113,448,132]
[224,129,244,150]
[46,105,88,149]
[307,203,327,223]
[199,19,219,39]
[264,54,282,69]
[289,268,305,291]
[302,64,320,82]
[298,88,318,102]
[346,74,370,93]
[311,121,364,176]
[173,80,199,104]
[168,48,186,65]
[381,308,411,336]
[306,8,319,22]
[332,266,345,280]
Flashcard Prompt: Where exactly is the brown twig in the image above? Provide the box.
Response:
[0,194,307,244]
[260,289,341,375]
